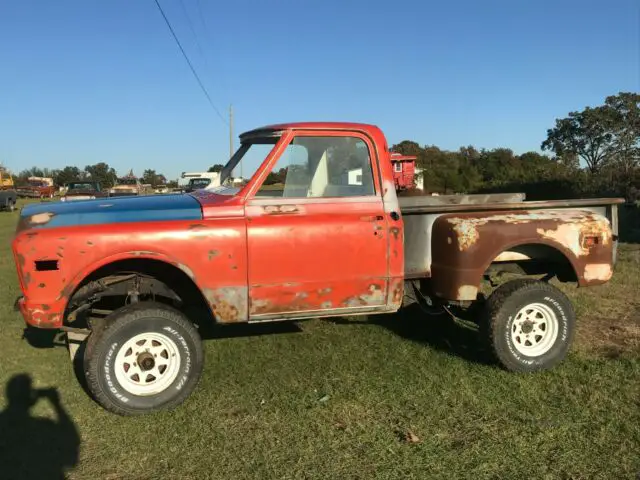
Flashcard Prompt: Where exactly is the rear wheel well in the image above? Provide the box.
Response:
[65,258,212,327]
[486,243,578,285]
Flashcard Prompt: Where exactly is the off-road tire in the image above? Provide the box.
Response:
[480,279,575,372]
[84,302,203,416]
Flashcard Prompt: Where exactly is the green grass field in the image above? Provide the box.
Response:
[0,200,638,479]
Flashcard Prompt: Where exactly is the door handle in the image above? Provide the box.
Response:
[361,215,384,222]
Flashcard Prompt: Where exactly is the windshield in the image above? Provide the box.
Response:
[67,183,97,191]
[118,178,138,185]
[220,136,280,187]
[188,178,211,188]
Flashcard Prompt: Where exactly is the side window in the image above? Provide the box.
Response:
[394,162,402,173]
[255,136,375,198]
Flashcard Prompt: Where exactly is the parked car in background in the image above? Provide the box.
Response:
[17,177,56,199]
[0,167,17,211]
[61,181,108,202]
[110,176,142,197]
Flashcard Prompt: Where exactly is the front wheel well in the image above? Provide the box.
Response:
[65,258,213,327]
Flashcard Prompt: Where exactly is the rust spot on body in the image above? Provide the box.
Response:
[188,224,207,230]
[389,227,400,240]
[208,250,219,260]
[584,263,613,282]
[264,205,299,215]
[57,282,75,301]
[387,278,404,308]
[204,287,248,323]
[250,298,271,315]
[343,284,385,307]
[448,218,486,251]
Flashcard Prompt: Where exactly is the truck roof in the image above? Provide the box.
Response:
[241,122,385,139]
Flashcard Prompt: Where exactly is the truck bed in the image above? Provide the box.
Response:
[399,193,622,214]
[400,193,625,293]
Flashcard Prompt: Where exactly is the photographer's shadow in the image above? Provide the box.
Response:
[0,374,80,480]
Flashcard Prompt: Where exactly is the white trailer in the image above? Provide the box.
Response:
[180,172,221,192]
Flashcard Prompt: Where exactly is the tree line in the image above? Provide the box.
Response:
[13,164,172,189]
[9,92,638,200]
[391,92,639,201]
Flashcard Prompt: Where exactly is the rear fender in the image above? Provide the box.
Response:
[429,209,614,301]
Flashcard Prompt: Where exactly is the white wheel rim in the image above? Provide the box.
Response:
[511,303,559,357]
[114,332,181,396]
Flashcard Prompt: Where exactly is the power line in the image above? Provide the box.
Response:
[152,0,227,125]
[195,0,209,37]
[178,0,205,59]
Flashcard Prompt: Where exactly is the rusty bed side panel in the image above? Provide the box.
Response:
[13,218,248,327]
[401,197,624,215]
[399,192,526,209]
[428,209,615,301]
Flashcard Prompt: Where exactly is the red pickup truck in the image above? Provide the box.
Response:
[17,177,56,199]
[13,122,623,416]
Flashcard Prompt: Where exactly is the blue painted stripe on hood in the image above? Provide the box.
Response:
[20,194,203,229]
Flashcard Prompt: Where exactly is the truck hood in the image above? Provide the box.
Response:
[18,194,203,231]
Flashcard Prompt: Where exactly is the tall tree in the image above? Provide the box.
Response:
[85,162,118,188]
[208,164,224,173]
[54,166,82,186]
[542,92,639,174]
[605,92,640,174]
[142,169,166,187]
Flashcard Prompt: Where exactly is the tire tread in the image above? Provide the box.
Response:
[84,302,203,416]
[481,279,575,372]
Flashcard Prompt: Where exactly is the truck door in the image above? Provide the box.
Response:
[246,131,390,320]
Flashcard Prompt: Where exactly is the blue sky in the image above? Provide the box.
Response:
[0,0,638,181]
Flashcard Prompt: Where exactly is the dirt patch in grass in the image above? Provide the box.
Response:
[558,244,640,358]
[576,312,640,358]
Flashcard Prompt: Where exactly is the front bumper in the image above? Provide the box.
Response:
[16,190,40,198]
[14,296,63,329]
